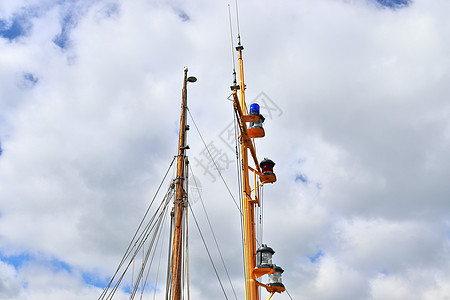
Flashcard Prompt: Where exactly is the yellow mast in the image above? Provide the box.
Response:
[236,42,259,300]
[232,39,285,300]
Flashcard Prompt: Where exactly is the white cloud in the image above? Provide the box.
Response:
[0,261,21,298]
[0,0,450,299]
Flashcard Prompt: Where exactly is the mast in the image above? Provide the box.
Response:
[235,40,259,300]
[170,67,196,300]
[231,25,286,300]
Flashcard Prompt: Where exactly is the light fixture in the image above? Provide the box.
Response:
[260,158,275,174]
[249,103,260,115]
[248,104,265,138]
[268,265,284,288]
[187,76,197,83]
[256,244,275,268]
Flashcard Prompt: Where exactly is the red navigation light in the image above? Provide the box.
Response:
[260,158,275,174]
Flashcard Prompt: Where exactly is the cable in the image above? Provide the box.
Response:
[188,201,229,300]
[286,288,295,300]
[130,202,169,299]
[99,157,176,300]
[108,189,174,300]
[187,107,241,214]
[185,158,190,300]
[189,165,238,300]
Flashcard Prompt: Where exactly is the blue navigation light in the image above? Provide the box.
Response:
[250,103,260,115]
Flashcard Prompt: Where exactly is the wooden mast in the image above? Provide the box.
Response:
[170,67,191,300]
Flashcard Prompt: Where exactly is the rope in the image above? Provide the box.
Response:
[286,288,295,300]
[130,202,169,299]
[165,210,174,300]
[188,201,229,300]
[185,159,191,300]
[108,189,173,300]
[186,107,241,214]
[142,206,169,300]
[189,165,238,300]
[99,157,176,300]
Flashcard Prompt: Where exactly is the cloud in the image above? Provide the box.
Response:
[0,0,450,299]
[0,261,21,298]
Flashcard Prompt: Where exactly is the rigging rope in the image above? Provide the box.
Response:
[107,189,174,300]
[188,201,229,300]
[286,288,295,300]
[99,156,176,300]
[185,159,191,300]
[165,209,174,300]
[142,206,169,300]
[186,107,241,214]
[260,184,264,247]
[130,201,170,299]
[189,165,238,300]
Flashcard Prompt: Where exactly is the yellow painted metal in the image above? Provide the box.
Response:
[260,173,277,184]
[248,127,265,138]
[266,292,276,300]
[235,45,259,300]
[234,41,284,299]
[255,281,285,294]
[170,68,190,300]
[253,267,275,279]
[231,93,261,173]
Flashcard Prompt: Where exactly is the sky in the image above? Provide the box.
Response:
[0,0,450,299]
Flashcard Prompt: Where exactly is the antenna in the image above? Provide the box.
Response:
[228,4,239,90]
[235,0,242,46]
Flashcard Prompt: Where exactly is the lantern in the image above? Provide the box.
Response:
[268,265,284,287]
[260,158,275,174]
[259,158,276,184]
[248,114,265,138]
[256,244,275,268]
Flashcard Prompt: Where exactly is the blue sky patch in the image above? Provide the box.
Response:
[50,257,72,273]
[295,173,308,184]
[0,253,32,269]
[0,16,29,41]
[0,252,73,275]
[0,252,109,289]
[22,72,39,88]
[53,11,77,49]
[82,272,110,288]
[375,0,411,9]
[177,10,190,22]
[308,250,324,263]
[172,7,190,22]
